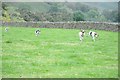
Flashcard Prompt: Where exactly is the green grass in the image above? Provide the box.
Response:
[0,26,2,78]
[2,27,118,78]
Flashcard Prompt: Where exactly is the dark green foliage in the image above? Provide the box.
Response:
[2,12,6,17]
[48,4,59,13]
[2,3,8,11]
[110,10,118,22]
[102,10,118,22]
[73,11,85,21]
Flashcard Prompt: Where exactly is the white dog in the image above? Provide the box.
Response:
[5,27,8,32]
[79,29,85,41]
[89,31,98,41]
[35,29,41,36]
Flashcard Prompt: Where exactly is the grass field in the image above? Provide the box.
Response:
[2,27,118,78]
[0,26,2,78]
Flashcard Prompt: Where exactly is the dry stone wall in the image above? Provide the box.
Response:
[1,21,119,32]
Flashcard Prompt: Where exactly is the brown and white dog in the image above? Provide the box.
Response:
[89,31,98,41]
[79,29,85,41]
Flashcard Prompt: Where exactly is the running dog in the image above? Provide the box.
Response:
[35,29,41,36]
[89,31,98,41]
[79,29,85,41]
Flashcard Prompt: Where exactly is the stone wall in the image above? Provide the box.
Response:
[1,21,119,32]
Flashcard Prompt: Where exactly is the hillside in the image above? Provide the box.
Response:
[6,2,118,12]
[2,2,118,22]
[82,2,118,10]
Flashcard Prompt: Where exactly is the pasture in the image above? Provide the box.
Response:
[2,26,118,78]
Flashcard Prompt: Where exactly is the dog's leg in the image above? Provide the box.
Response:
[82,37,84,41]
[93,37,95,41]
[80,37,82,41]
[36,34,38,36]
[80,36,82,41]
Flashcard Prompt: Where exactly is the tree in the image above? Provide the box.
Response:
[2,3,11,22]
[76,3,91,13]
[73,11,85,21]
[110,10,118,22]
[48,3,60,13]
[85,8,100,21]
[2,2,8,11]
[102,9,118,22]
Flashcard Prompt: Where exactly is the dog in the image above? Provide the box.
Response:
[79,29,85,41]
[89,31,98,41]
[5,27,8,32]
[35,29,41,36]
